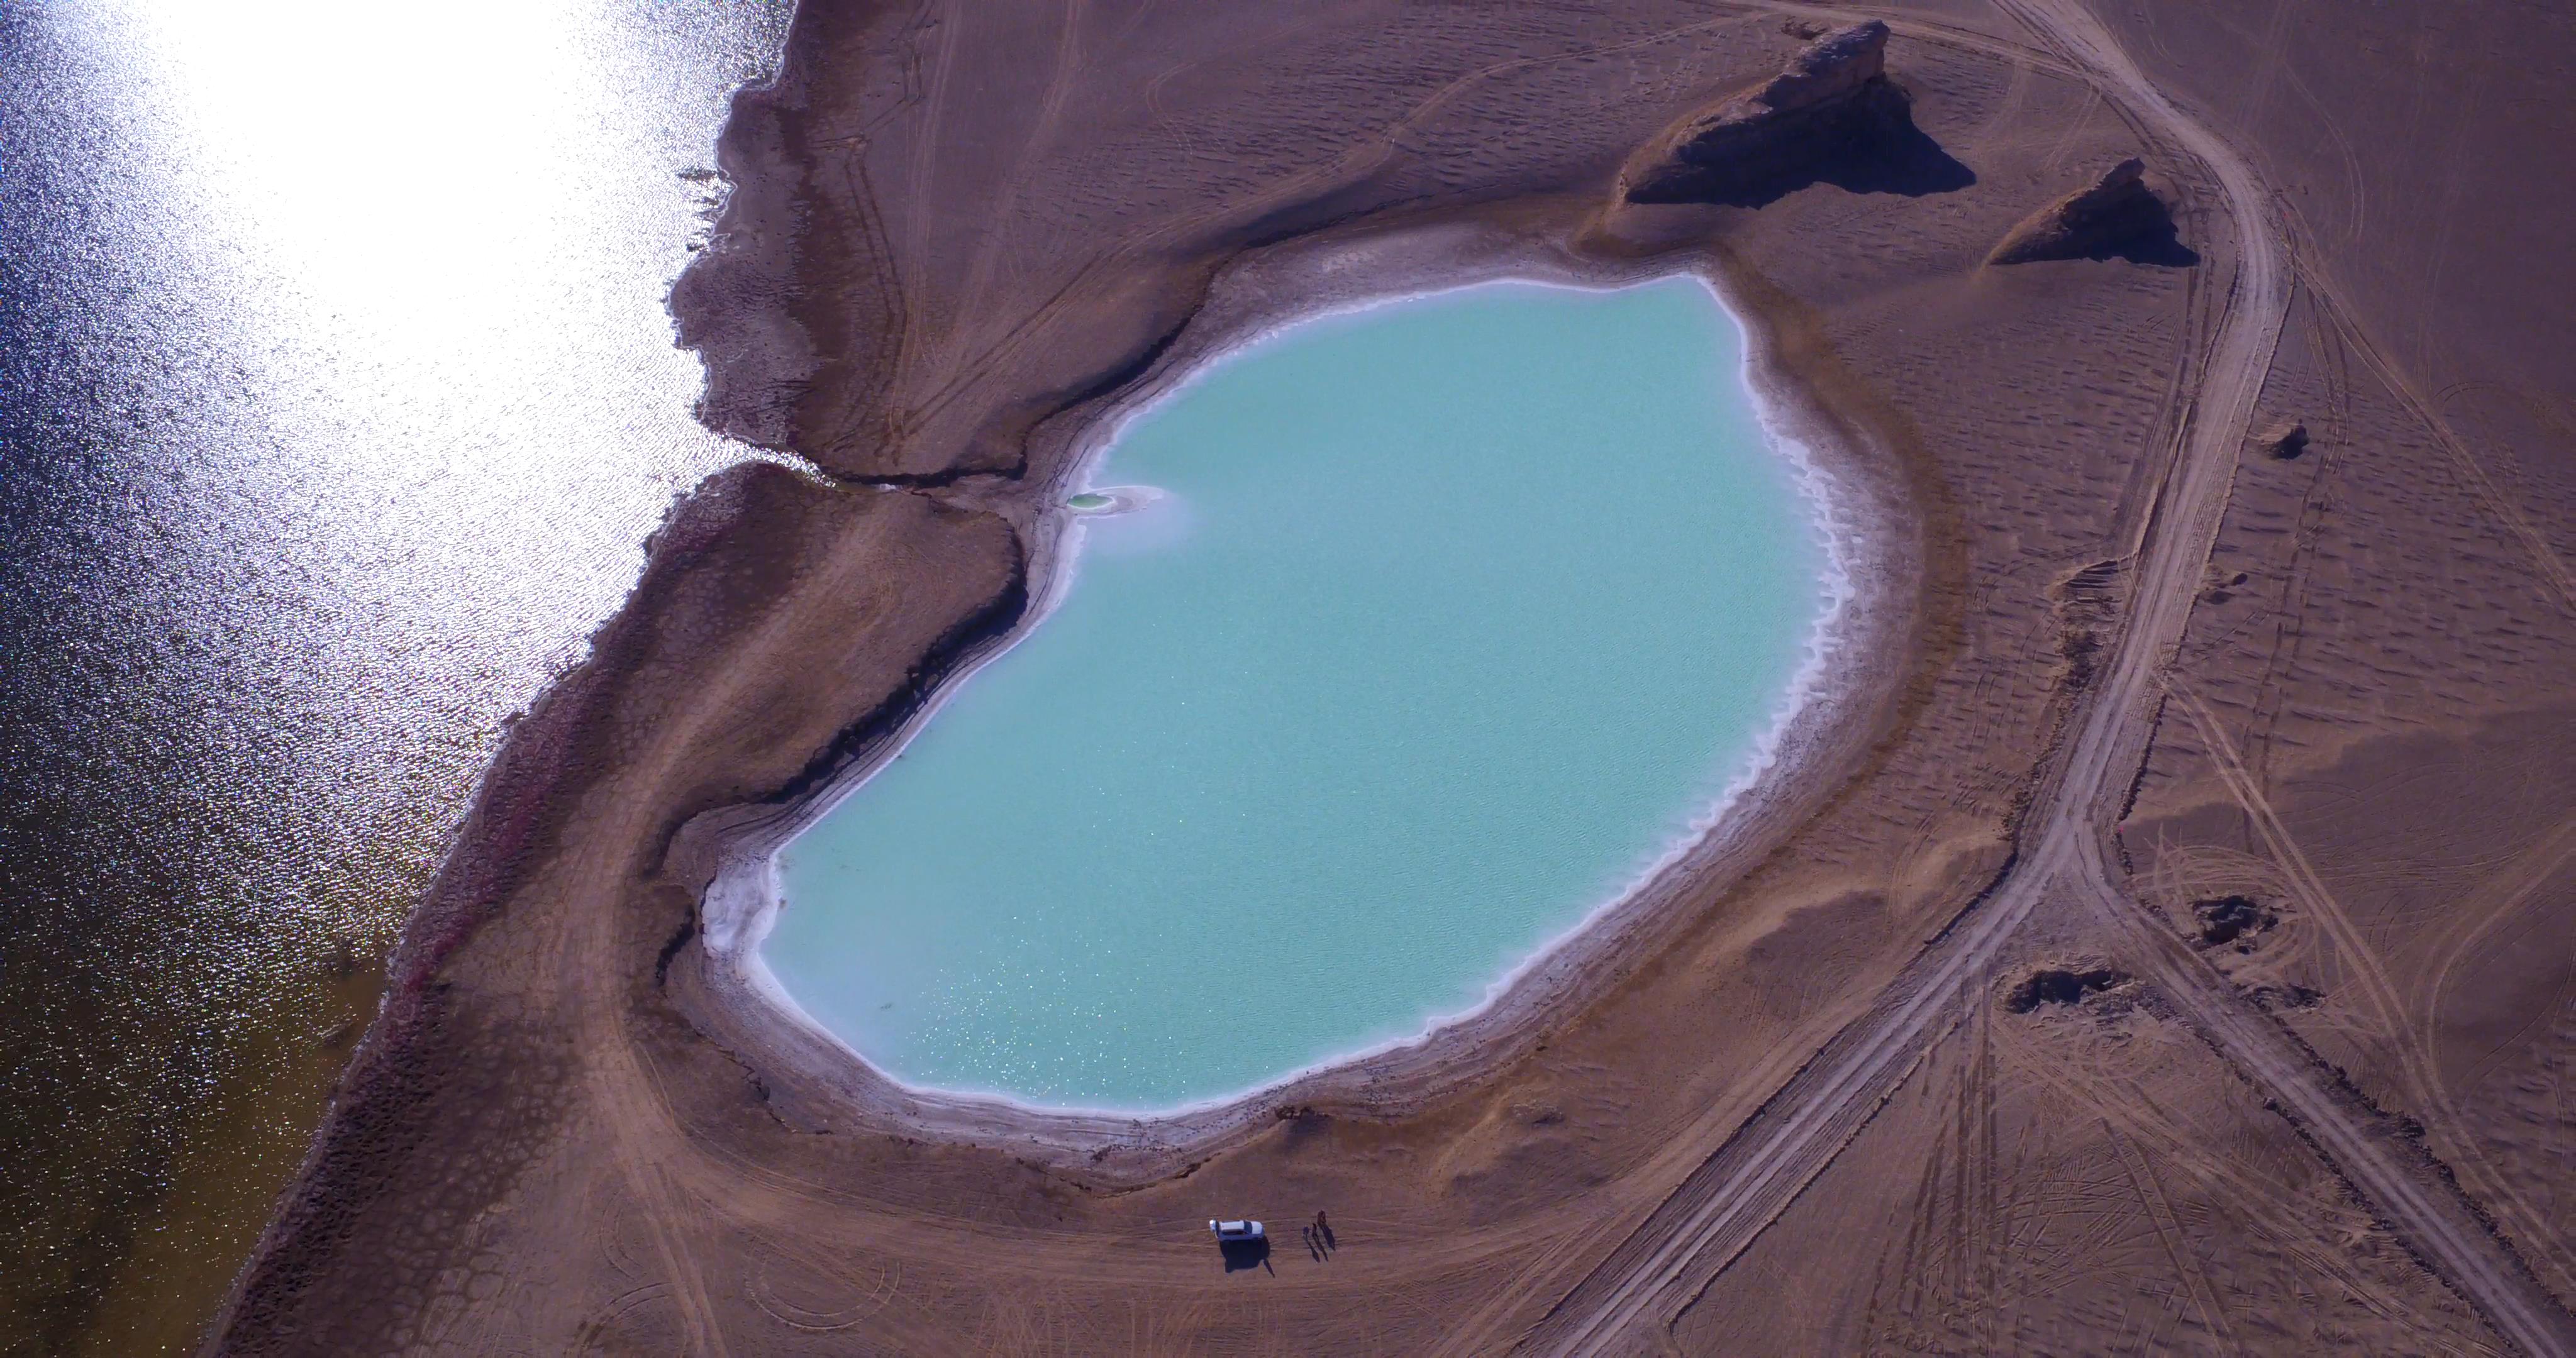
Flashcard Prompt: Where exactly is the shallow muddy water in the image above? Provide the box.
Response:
[770,277,1836,1110]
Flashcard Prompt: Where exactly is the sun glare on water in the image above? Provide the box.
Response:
[0,1,784,1342]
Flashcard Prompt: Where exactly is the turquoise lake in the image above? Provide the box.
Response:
[769,277,1832,1110]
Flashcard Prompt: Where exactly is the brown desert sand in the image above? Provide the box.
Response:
[206,2,2576,1354]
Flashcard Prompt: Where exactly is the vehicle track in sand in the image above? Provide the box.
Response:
[2065,822,2576,1358]
[2170,686,2576,1307]
[1518,2,2576,1353]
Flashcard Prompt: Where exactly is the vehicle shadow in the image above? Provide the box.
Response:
[1219,1236,1272,1274]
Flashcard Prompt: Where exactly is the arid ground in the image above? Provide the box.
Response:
[206,1,2576,1353]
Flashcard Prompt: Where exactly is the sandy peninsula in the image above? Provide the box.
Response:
[209,3,2576,1354]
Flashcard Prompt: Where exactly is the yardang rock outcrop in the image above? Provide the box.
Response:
[2259,421,2310,458]
[1623,21,1910,204]
[1988,158,2175,264]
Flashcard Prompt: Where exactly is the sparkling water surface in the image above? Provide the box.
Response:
[771,278,1831,1110]
[0,1,786,1347]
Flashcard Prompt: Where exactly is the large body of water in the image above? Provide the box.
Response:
[0,2,786,1350]
[770,278,1835,1111]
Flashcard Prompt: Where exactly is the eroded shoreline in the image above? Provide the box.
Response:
[682,219,1919,1176]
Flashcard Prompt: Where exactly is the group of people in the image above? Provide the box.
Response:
[1300,1210,1336,1263]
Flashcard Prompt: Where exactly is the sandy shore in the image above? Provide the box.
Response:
[206,3,2576,1352]
[684,228,1911,1174]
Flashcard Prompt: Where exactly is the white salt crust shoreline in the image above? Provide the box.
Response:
[680,219,1916,1179]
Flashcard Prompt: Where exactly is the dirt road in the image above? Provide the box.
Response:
[1522,3,2576,1353]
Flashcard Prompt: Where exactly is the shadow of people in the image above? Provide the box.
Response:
[1316,1211,1336,1252]
[1629,85,1975,209]
[1219,1235,1272,1274]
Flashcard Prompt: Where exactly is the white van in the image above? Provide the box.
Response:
[1208,1219,1265,1242]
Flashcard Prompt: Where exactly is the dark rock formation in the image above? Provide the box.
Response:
[2006,966,2129,1013]
[1740,19,1889,110]
[1623,22,1969,206]
[2260,421,2311,458]
[2250,983,2325,1012]
[2194,894,2276,948]
[1989,158,2192,265]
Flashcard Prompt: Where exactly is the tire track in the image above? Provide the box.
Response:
[2067,826,2576,1357]
[1513,0,2330,1346]
[2311,290,2576,617]
[2102,1120,2241,1355]
[2173,685,2576,1308]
